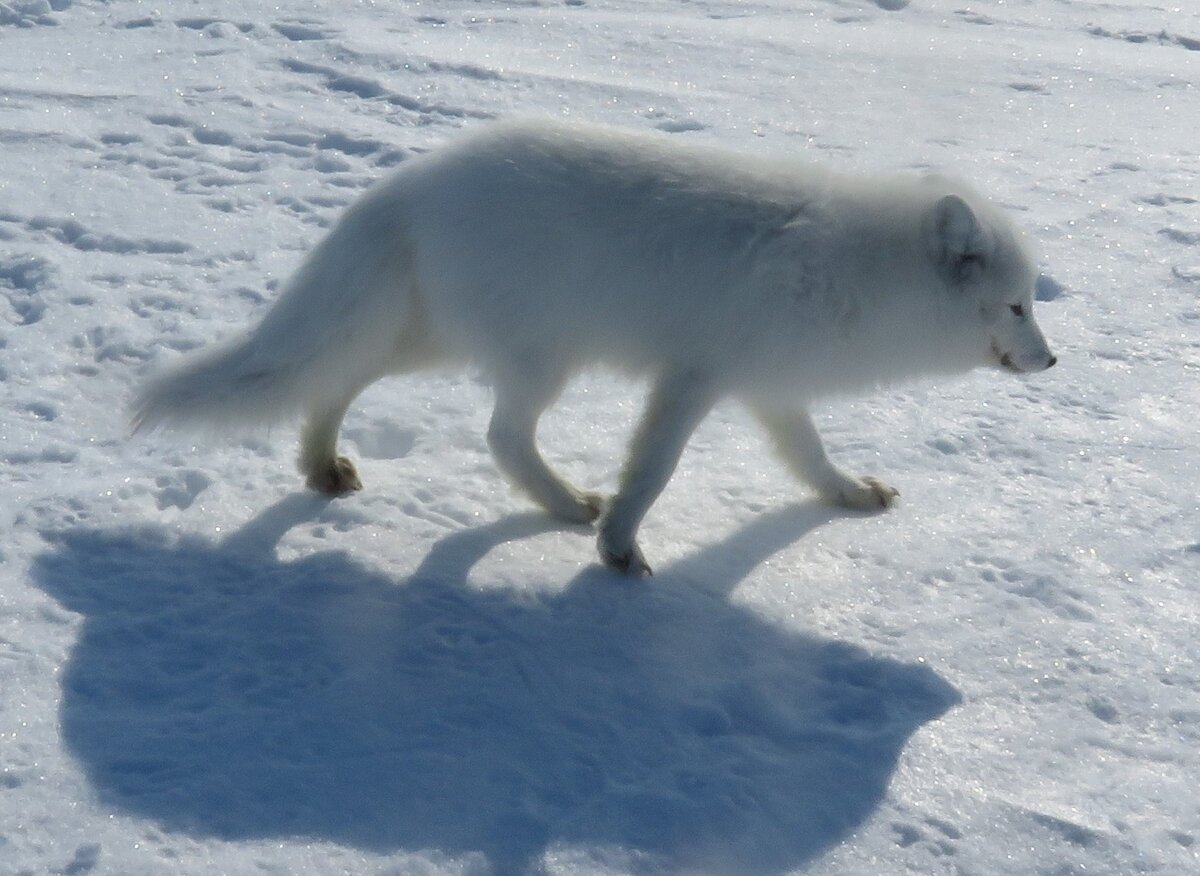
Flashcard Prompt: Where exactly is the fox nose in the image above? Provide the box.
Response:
[1047,355,1057,368]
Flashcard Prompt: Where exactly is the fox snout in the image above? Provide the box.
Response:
[993,321,1056,373]
[991,305,1056,374]
[998,349,1057,373]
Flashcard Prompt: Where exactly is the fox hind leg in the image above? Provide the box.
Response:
[299,306,446,497]
[487,366,604,525]
[300,392,366,495]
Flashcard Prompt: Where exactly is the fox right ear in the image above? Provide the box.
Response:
[928,194,989,285]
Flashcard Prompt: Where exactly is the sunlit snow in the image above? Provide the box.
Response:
[1,2,1197,874]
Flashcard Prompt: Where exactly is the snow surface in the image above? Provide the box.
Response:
[1,1,1198,874]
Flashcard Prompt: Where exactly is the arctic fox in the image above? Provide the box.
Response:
[134,118,1056,574]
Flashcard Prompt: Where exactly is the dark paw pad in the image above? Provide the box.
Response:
[306,456,363,495]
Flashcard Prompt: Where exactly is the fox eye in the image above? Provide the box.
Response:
[1009,304,1025,317]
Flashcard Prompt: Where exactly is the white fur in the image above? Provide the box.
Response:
[134,118,1056,572]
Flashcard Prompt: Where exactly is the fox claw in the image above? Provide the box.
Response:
[564,491,605,525]
[830,475,898,511]
[599,540,653,576]
[306,456,363,495]
[860,476,899,508]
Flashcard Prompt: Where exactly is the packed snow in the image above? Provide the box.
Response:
[1,1,1198,874]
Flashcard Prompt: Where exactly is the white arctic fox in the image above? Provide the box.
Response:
[134,118,1056,573]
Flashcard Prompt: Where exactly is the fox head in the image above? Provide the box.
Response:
[926,191,1057,375]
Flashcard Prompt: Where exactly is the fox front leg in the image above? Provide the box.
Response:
[751,404,898,510]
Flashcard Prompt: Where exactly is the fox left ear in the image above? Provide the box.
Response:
[928,194,989,285]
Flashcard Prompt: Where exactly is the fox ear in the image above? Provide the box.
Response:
[928,194,988,284]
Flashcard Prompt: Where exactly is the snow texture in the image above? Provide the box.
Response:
[1,1,1198,875]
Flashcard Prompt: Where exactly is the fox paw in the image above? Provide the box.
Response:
[830,475,898,511]
[306,456,363,495]
[555,490,606,525]
[598,533,653,576]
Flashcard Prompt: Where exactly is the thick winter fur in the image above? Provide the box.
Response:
[134,118,1056,573]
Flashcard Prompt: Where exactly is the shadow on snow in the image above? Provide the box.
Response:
[33,495,959,875]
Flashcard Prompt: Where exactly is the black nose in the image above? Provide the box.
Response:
[1047,355,1057,368]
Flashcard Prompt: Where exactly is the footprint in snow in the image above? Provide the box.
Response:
[344,419,417,461]
[0,1,71,27]
[154,470,212,511]
[0,255,52,326]
[1035,274,1067,301]
[272,22,330,41]
[1159,228,1200,246]
[655,119,708,134]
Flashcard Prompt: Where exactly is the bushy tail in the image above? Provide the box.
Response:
[132,192,414,434]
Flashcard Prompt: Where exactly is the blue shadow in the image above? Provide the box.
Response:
[33,496,958,875]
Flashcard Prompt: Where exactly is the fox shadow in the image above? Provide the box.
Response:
[33,496,959,875]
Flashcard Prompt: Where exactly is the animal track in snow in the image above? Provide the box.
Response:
[26,216,190,256]
[1172,265,1200,285]
[146,113,190,129]
[0,0,71,28]
[155,470,212,511]
[1007,574,1095,622]
[59,844,101,876]
[1086,696,1120,724]
[891,821,922,847]
[345,420,417,461]
[272,22,331,41]
[71,324,156,366]
[5,445,78,466]
[1159,227,1200,246]
[120,15,157,30]
[0,255,52,326]
[888,814,960,857]
[1087,26,1200,52]
[175,18,255,35]
[421,60,506,82]
[1035,274,1066,301]
[1027,810,1106,848]
[23,401,57,421]
[101,114,382,204]
[955,9,996,26]
[655,118,707,134]
[192,125,236,147]
[965,555,1095,621]
[99,132,141,146]
[281,59,491,121]
[1137,193,1197,207]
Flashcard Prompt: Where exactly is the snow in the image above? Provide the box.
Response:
[0,1,1197,874]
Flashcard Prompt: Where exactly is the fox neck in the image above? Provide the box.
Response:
[785,288,986,400]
